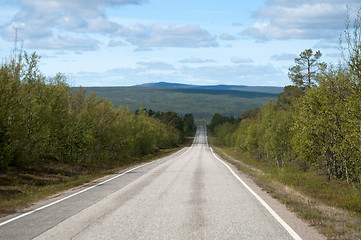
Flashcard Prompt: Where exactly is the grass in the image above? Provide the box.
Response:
[209,137,361,240]
[0,138,194,218]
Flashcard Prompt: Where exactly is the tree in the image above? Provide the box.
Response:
[277,85,304,110]
[241,107,260,120]
[342,8,361,84]
[288,49,325,88]
[0,49,184,169]
[183,114,195,136]
[209,113,236,132]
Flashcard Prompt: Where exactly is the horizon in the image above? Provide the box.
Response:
[1,0,360,87]
[74,82,284,88]
[79,81,284,88]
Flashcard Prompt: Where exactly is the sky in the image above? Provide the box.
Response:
[0,0,360,87]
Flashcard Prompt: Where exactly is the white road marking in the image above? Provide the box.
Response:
[0,147,190,227]
[210,147,303,240]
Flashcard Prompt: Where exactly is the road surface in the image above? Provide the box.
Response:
[0,126,324,239]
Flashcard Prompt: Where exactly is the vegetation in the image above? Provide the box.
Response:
[0,49,195,213]
[81,86,279,122]
[288,49,325,88]
[210,32,361,183]
[209,13,361,237]
[137,82,284,94]
[211,146,361,239]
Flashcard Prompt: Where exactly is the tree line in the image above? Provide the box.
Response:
[210,12,361,184]
[0,51,195,169]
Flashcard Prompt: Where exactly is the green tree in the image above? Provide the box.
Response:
[161,112,183,130]
[0,50,184,169]
[292,66,361,182]
[257,103,293,167]
[209,113,237,132]
[277,85,304,110]
[288,49,324,88]
[183,114,195,136]
[342,8,361,82]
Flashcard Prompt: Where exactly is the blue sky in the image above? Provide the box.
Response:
[0,0,360,87]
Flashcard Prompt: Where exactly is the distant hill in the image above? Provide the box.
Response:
[136,82,284,94]
[136,82,195,88]
[82,84,282,122]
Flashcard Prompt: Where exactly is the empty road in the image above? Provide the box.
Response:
[0,126,324,240]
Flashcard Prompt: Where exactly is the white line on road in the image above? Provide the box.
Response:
[210,148,303,240]
[0,147,191,227]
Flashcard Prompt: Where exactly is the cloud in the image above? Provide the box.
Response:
[73,61,287,87]
[326,52,342,58]
[244,0,360,40]
[108,39,128,47]
[136,61,174,70]
[178,57,216,64]
[1,22,53,41]
[219,33,236,41]
[232,22,244,26]
[0,0,142,51]
[120,23,218,49]
[4,0,142,34]
[313,40,339,49]
[271,53,297,61]
[231,57,254,64]
[23,34,100,51]
[1,0,218,51]
[181,64,279,81]
[40,54,58,59]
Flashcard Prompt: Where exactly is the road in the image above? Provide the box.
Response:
[0,126,324,240]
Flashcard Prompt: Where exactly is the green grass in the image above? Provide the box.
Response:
[79,86,278,121]
[209,139,361,240]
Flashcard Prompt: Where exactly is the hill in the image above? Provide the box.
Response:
[82,84,281,122]
[136,82,284,94]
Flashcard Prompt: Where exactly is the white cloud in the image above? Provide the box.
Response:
[326,52,342,58]
[4,0,137,34]
[25,34,100,51]
[219,33,236,41]
[0,0,141,51]
[1,22,52,40]
[1,0,218,51]
[231,57,253,64]
[73,61,287,87]
[136,61,174,70]
[121,24,218,49]
[271,53,297,61]
[178,57,216,64]
[108,39,128,47]
[245,0,360,40]
[313,40,339,49]
[232,22,243,26]
[18,0,144,17]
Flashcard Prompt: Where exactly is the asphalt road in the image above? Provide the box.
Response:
[0,125,325,240]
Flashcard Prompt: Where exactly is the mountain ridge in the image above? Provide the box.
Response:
[135,82,284,94]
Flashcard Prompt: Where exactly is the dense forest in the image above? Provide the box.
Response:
[0,51,195,170]
[210,13,361,184]
[82,86,279,121]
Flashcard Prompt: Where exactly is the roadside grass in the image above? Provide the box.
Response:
[0,138,193,218]
[209,137,361,240]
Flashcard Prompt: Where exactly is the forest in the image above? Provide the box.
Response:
[82,85,279,122]
[210,14,361,184]
[0,51,195,170]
